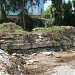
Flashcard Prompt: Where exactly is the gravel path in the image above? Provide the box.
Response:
[51,65,75,75]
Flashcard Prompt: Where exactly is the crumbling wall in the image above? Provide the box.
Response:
[0,23,75,53]
[0,28,75,53]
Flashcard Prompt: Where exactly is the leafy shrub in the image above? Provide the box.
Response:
[32,18,54,29]
[32,26,71,34]
[32,18,44,28]
[3,43,11,53]
[0,24,4,30]
[43,19,54,27]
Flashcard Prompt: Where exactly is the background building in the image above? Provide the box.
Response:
[8,0,45,15]
[26,0,44,15]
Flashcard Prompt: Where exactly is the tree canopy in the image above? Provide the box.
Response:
[0,0,75,30]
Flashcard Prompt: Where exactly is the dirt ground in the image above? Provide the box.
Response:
[23,51,75,75]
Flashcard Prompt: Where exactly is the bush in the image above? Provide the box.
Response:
[43,19,54,27]
[0,24,4,30]
[32,18,54,29]
[32,18,44,28]
[32,26,70,34]
[3,43,11,53]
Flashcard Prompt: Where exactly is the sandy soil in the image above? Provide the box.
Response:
[23,51,75,75]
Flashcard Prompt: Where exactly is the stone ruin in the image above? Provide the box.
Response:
[0,22,23,33]
[0,49,27,75]
[0,23,75,53]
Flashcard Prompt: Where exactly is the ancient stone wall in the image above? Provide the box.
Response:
[0,23,75,53]
[0,30,75,53]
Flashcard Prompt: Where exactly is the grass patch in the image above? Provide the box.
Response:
[32,26,71,34]
[14,29,24,33]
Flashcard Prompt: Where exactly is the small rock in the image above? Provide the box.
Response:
[42,52,53,56]
[12,53,17,56]
[26,59,39,65]
[32,53,37,56]
[11,53,27,64]
[0,72,10,75]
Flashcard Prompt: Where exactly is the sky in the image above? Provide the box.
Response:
[44,0,72,10]
[44,0,52,10]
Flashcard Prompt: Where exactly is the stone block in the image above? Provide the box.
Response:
[62,41,71,45]
[38,42,47,47]
[32,43,38,48]
[20,43,31,49]
[1,44,8,49]
[13,40,24,44]
[73,37,75,41]
[33,34,39,39]
[6,34,14,38]
[10,44,20,49]
[0,40,5,43]
[55,42,60,46]
[14,36,23,40]
[1,34,14,40]
[73,42,75,46]
[46,41,53,47]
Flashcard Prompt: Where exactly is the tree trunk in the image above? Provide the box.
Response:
[19,0,26,30]
[1,2,7,22]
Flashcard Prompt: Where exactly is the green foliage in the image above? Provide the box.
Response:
[3,43,11,53]
[0,24,4,30]
[33,26,71,34]
[0,0,75,30]
[32,18,44,28]
[4,47,9,53]
[43,19,54,27]
[0,0,8,21]
[62,1,74,26]
[72,0,75,8]
[15,29,24,33]
[42,5,54,19]
[42,6,51,15]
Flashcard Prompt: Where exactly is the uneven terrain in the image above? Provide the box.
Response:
[23,51,75,75]
[0,23,75,75]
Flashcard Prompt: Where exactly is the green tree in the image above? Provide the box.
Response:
[51,0,63,25]
[42,5,54,18]
[72,0,75,10]
[62,0,73,25]
[0,0,8,22]
[9,0,35,30]
[9,0,27,30]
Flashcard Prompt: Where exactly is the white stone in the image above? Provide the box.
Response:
[42,52,53,56]
[26,59,39,65]
[0,72,10,75]
[0,49,10,66]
